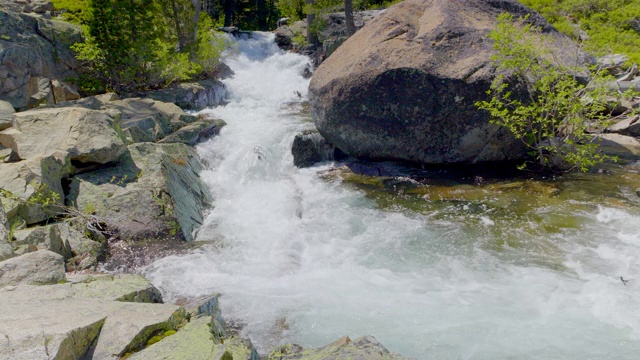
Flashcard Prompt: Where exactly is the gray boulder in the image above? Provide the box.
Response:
[0,100,14,131]
[0,151,72,225]
[138,79,229,110]
[9,221,105,270]
[105,98,199,143]
[12,224,72,258]
[0,0,54,13]
[309,0,592,165]
[292,129,344,167]
[2,106,127,163]
[159,118,227,146]
[68,142,213,241]
[0,201,12,261]
[0,10,82,110]
[0,274,187,359]
[0,249,65,287]
[595,134,640,160]
[269,335,406,360]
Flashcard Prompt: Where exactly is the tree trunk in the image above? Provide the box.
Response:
[344,0,355,36]
[191,0,201,43]
[224,0,234,27]
[306,0,316,45]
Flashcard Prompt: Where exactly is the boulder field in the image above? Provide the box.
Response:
[308,0,592,165]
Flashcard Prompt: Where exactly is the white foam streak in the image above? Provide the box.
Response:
[145,34,640,358]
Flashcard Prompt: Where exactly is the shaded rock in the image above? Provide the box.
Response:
[4,106,127,163]
[0,201,13,261]
[0,151,72,224]
[0,10,82,110]
[269,335,406,360]
[0,249,65,287]
[292,129,345,167]
[607,115,640,136]
[12,223,71,258]
[136,79,229,111]
[309,0,591,165]
[0,0,54,13]
[596,134,640,160]
[68,142,213,241]
[159,118,227,145]
[105,98,198,143]
[0,274,185,359]
[0,100,14,131]
[91,304,187,359]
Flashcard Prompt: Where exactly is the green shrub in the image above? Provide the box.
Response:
[521,0,640,63]
[475,14,617,172]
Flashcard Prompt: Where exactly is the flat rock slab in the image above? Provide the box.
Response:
[0,274,184,359]
[7,106,126,163]
[0,249,64,287]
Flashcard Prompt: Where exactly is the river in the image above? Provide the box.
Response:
[144,32,640,359]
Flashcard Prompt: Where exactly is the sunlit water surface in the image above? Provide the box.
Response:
[144,33,640,359]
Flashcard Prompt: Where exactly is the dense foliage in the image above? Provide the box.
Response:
[476,14,617,172]
[54,0,225,92]
[521,0,640,63]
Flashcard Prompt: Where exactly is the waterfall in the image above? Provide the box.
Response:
[144,33,640,358]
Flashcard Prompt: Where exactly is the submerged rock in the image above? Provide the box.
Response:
[291,130,345,167]
[309,0,591,165]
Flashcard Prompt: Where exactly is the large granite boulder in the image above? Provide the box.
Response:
[0,274,187,359]
[0,249,65,287]
[309,0,592,165]
[1,106,127,163]
[0,0,54,13]
[0,10,82,110]
[68,143,213,241]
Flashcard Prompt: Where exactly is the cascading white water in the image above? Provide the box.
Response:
[144,33,640,358]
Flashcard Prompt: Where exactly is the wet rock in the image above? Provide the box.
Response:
[309,0,591,165]
[269,335,406,360]
[3,106,127,163]
[68,142,213,241]
[0,100,14,131]
[0,10,82,110]
[159,118,227,146]
[0,249,65,287]
[292,130,345,167]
